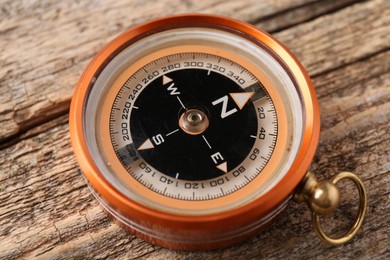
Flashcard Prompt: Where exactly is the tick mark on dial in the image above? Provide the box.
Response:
[166,129,179,136]
[250,135,257,139]
[177,96,186,109]
[202,135,212,149]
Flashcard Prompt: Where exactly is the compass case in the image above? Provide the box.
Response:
[69,14,320,250]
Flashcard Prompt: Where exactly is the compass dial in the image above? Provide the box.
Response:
[95,41,292,211]
[111,51,275,184]
[105,47,280,201]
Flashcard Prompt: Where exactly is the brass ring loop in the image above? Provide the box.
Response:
[312,172,367,246]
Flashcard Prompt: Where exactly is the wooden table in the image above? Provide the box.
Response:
[1,0,389,258]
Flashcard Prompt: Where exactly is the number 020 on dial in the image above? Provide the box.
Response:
[70,15,320,250]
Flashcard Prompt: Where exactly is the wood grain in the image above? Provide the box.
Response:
[0,0,314,143]
[0,0,389,259]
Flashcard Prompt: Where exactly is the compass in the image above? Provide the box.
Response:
[70,14,367,250]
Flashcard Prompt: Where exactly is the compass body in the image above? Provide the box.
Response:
[70,15,320,249]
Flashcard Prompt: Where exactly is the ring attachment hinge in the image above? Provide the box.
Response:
[294,171,367,246]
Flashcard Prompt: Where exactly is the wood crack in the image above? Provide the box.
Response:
[311,47,390,79]
[264,0,367,34]
[0,103,70,147]
[248,0,319,25]
[2,115,69,148]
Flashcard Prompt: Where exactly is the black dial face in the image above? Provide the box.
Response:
[129,69,258,181]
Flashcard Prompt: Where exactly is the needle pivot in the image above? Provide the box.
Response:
[179,109,209,135]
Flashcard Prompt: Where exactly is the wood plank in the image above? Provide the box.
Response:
[0,39,388,260]
[0,0,313,143]
[1,0,389,143]
[255,0,362,33]
[274,0,390,76]
[0,0,389,258]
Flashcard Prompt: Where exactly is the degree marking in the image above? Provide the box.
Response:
[133,106,139,109]
[250,135,257,139]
